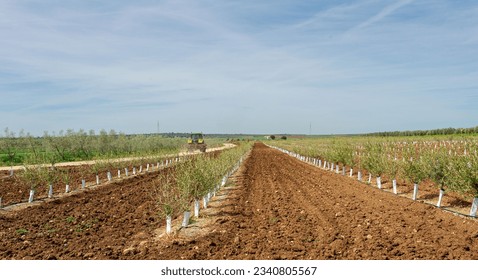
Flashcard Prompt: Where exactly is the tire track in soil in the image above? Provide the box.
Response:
[146,142,478,260]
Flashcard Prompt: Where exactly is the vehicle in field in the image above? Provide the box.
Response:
[187,132,207,152]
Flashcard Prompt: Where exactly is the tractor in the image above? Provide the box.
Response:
[187,132,207,152]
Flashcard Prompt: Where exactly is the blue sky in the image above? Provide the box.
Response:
[1,0,477,135]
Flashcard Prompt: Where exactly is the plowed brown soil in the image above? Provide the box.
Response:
[1,143,478,260]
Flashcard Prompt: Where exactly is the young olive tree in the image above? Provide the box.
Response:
[423,148,451,207]
[362,142,387,188]
[78,164,90,189]
[45,167,59,198]
[447,152,478,216]
[353,148,364,181]
[61,169,71,193]
[19,165,45,203]
[336,142,354,176]
[175,160,195,226]
[190,156,216,217]
[156,173,187,234]
[385,155,401,194]
[401,151,427,201]
[91,160,105,185]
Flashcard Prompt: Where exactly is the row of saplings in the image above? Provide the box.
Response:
[1,154,187,208]
[155,143,252,234]
[272,142,478,217]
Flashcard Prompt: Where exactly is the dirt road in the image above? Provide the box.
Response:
[1,142,477,259]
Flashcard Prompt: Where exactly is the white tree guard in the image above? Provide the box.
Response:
[182,211,191,227]
[28,189,35,203]
[96,175,100,185]
[48,185,53,198]
[65,184,70,193]
[437,189,444,208]
[377,177,382,189]
[194,199,200,218]
[166,215,172,234]
[413,184,419,200]
[392,180,397,194]
[470,198,478,217]
[82,179,86,189]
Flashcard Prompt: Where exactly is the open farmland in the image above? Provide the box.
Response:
[1,142,477,259]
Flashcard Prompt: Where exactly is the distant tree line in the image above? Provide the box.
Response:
[366,126,478,137]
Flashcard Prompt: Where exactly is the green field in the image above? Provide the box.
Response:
[0,129,230,167]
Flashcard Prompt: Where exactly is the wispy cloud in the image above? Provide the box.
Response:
[351,0,414,31]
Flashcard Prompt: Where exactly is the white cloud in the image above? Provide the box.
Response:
[350,0,414,31]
